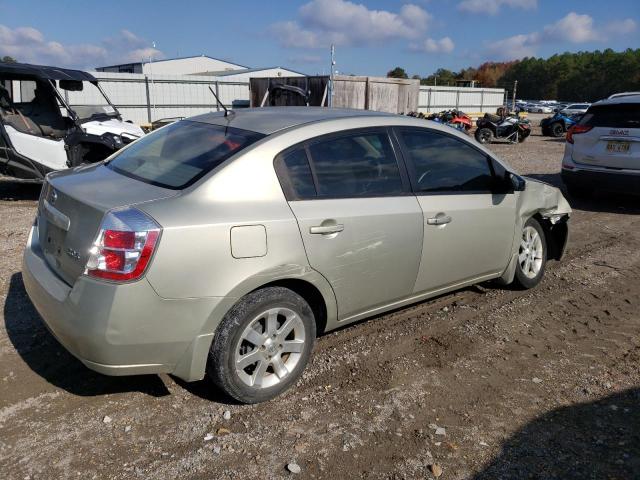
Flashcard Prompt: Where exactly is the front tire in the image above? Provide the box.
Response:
[550,122,564,137]
[475,127,493,144]
[207,287,316,404]
[513,218,547,289]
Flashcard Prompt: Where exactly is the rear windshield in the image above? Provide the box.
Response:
[579,104,640,129]
[107,120,265,189]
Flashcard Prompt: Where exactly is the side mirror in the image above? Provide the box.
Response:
[509,173,526,191]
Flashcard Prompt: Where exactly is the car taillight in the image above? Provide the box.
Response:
[566,124,592,144]
[85,208,161,282]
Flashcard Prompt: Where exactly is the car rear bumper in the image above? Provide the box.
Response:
[561,166,640,195]
[22,225,226,381]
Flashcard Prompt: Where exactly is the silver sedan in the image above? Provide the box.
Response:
[22,107,571,403]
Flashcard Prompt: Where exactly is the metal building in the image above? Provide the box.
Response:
[95,54,248,75]
[194,66,306,81]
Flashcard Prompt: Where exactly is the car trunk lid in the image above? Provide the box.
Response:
[571,103,640,170]
[38,164,176,286]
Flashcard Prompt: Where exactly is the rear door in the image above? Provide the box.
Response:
[395,127,517,294]
[275,128,424,320]
[571,102,640,170]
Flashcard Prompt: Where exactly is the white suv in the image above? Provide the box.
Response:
[562,95,640,197]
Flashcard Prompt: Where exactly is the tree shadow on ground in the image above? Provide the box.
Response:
[4,272,169,397]
[474,388,640,480]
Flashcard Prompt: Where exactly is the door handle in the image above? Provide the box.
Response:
[427,215,452,226]
[309,224,344,235]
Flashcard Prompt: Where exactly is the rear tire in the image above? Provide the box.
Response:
[513,217,547,289]
[207,287,316,404]
[551,122,564,137]
[475,127,493,144]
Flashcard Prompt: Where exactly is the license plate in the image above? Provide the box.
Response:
[43,221,66,259]
[606,141,630,153]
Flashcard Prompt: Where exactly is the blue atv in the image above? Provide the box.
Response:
[540,111,582,137]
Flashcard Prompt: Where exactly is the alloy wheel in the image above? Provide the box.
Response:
[235,307,306,388]
[519,225,543,279]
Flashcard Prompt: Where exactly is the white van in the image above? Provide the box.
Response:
[0,62,144,180]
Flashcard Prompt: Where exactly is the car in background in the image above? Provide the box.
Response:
[560,103,591,115]
[22,107,571,404]
[562,95,640,197]
[530,105,554,114]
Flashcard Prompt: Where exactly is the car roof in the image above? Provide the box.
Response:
[591,95,640,107]
[608,92,640,99]
[188,107,396,135]
[0,61,96,81]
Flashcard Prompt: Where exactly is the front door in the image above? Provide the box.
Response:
[395,127,517,294]
[275,129,423,320]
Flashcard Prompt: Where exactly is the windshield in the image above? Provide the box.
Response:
[57,80,118,121]
[107,120,265,189]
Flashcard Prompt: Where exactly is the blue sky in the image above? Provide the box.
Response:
[1,0,638,76]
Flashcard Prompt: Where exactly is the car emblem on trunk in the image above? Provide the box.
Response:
[65,247,81,261]
[49,189,58,206]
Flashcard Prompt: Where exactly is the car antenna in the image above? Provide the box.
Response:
[208,86,233,117]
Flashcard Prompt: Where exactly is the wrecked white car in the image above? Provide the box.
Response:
[0,62,143,180]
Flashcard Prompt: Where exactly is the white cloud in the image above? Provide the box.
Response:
[484,12,637,60]
[410,36,455,54]
[542,12,601,43]
[0,25,164,68]
[604,18,637,35]
[458,0,536,15]
[270,0,431,48]
[485,33,538,60]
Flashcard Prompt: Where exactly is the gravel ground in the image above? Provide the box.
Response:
[1,114,639,479]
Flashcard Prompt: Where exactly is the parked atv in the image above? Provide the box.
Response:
[408,110,472,133]
[0,61,144,181]
[428,109,472,132]
[475,113,531,144]
[540,111,582,137]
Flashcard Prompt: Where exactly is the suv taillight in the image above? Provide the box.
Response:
[85,208,161,282]
[566,124,593,144]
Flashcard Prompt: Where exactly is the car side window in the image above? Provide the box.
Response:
[277,147,317,199]
[307,131,404,197]
[398,129,494,193]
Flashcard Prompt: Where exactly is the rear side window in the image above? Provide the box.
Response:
[307,132,403,197]
[278,148,316,199]
[108,120,264,189]
[399,129,494,193]
[579,104,640,129]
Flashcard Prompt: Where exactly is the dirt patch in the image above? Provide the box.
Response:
[1,120,638,479]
